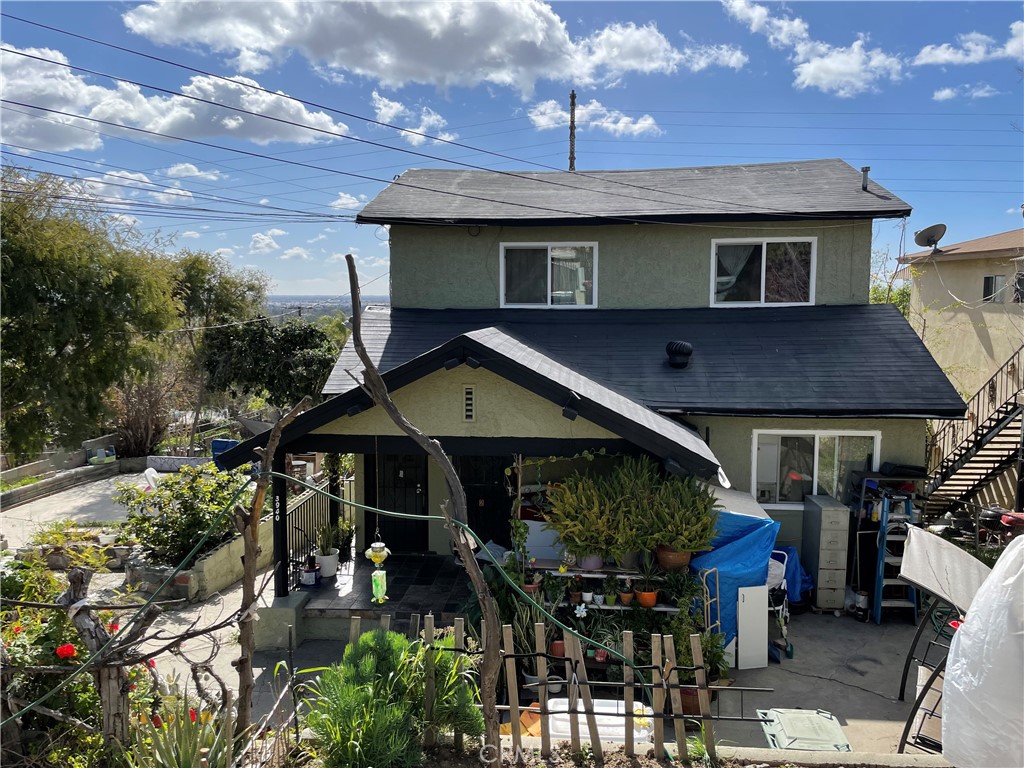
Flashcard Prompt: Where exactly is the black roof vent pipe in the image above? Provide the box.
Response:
[666,340,693,369]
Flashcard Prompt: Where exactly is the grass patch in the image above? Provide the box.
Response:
[0,475,42,493]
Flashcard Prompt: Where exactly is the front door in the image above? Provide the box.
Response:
[369,454,428,553]
[455,455,514,548]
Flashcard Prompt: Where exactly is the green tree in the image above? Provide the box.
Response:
[170,250,267,449]
[0,169,176,459]
[316,309,350,351]
[203,317,338,407]
[869,247,912,318]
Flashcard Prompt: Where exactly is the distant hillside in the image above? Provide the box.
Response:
[265,294,390,322]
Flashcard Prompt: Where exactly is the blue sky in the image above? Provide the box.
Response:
[2,1,1021,295]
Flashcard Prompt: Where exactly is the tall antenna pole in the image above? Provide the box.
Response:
[568,89,576,171]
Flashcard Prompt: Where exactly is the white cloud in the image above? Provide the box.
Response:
[723,0,903,97]
[529,99,661,137]
[79,170,192,206]
[329,192,363,210]
[325,252,347,262]
[370,91,456,145]
[679,44,748,72]
[280,246,311,260]
[259,198,270,205]
[0,44,349,152]
[164,163,224,181]
[1007,208,1021,215]
[266,228,287,236]
[931,82,1002,102]
[181,230,200,238]
[214,247,236,258]
[249,231,281,254]
[914,21,1024,66]
[307,233,327,243]
[123,1,741,97]
[151,185,194,205]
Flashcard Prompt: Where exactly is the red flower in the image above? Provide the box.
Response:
[129,684,137,691]
[189,709,197,723]
[151,714,163,728]
[107,623,119,634]
[12,625,22,634]
[146,658,156,668]
[55,644,77,659]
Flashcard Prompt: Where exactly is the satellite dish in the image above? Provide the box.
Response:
[914,223,947,253]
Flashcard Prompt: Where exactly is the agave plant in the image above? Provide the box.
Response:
[124,695,235,768]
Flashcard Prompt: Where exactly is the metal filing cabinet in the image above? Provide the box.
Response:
[802,495,850,610]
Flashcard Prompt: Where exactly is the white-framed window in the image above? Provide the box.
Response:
[982,274,1006,304]
[751,429,880,508]
[711,237,816,306]
[500,242,597,308]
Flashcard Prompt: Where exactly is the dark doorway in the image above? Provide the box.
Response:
[366,454,429,553]
[455,455,514,548]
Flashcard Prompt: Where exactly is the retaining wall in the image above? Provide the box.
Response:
[0,462,120,508]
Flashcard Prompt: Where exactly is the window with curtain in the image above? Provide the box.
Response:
[502,243,596,307]
[754,431,878,506]
[713,238,815,305]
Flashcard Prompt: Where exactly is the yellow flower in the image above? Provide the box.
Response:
[558,564,567,574]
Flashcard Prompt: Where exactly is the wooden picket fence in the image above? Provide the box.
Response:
[362,613,730,763]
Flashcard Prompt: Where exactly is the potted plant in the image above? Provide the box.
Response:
[618,577,635,606]
[603,574,618,606]
[336,518,356,563]
[663,571,704,614]
[314,522,340,578]
[581,578,595,605]
[650,475,720,571]
[607,455,661,569]
[522,557,542,595]
[634,554,662,608]
[542,571,566,606]
[567,574,584,604]
[97,530,118,547]
[543,474,614,569]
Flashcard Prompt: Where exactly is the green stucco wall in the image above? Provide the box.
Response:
[312,366,617,440]
[389,220,872,309]
[685,415,927,494]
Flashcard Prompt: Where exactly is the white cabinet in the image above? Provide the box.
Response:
[736,585,768,669]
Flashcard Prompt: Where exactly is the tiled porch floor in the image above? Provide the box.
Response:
[302,553,473,620]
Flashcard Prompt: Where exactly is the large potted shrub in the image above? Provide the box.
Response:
[648,475,720,571]
[315,522,340,578]
[543,474,614,569]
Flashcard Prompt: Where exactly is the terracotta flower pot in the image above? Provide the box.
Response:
[523,582,541,595]
[548,640,566,658]
[594,649,609,663]
[569,591,583,604]
[656,545,692,571]
[635,589,658,608]
[618,591,634,606]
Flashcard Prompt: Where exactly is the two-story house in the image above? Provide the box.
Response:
[220,158,964,599]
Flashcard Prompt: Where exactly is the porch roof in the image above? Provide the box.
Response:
[218,327,722,479]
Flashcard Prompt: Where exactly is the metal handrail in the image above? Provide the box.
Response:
[928,345,1023,475]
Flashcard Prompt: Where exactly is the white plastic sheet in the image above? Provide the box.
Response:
[942,536,1024,768]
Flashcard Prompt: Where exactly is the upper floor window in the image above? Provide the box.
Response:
[983,274,1006,304]
[501,243,596,308]
[712,238,816,306]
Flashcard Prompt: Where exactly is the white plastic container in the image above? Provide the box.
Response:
[546,697,654,744]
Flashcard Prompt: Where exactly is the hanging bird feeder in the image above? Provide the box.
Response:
[364,536,391,604]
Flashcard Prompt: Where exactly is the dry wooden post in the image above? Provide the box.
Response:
[689,633,717,763]
[381,613,391,632]
[502,624,523,762]
[199,747,210,768]
[534,621,551,758]
[454,618,466,752]
[663,635,689,762]
[424,615,437,748]
[623,630,635,758]
[562,628,580,753]
[223,690,235,768]
[349,616,362,646]
[651,633,665,759]
[409,613,421,640]
[568,634,602,761]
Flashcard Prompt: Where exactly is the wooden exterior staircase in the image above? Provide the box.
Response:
[924,345,1023,518]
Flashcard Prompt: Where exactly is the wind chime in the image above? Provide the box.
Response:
[364,524,391,603]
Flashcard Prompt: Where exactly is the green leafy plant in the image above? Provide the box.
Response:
[646,475,720,553]
[316,522,337,556]
[124,695,236,768]
[116,462,253,568]
[542,571,566,605]
[634,554,663,594]
[603,573,619,595]
[544,473,615,560]
[0,475,41,493]
[336,517,356,562]
[663,570,704,612]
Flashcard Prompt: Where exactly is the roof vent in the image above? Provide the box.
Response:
[666,340,693,369]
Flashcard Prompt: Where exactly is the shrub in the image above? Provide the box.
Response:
[116,463,253,568]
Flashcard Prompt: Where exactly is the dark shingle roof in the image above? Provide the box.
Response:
[325,304,964,418]
[356,159,911,226]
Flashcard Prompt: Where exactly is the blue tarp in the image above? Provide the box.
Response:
[773,545,814,604]
[691,510,780,648]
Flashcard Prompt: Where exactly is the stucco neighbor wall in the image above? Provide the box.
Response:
[389,220,872,309]
[685,415,927,495]
[908,256,1023,395]
[312,367,617,440]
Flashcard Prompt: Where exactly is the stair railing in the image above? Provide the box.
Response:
[928,345,1024,475]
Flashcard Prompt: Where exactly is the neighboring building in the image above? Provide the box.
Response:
[897,228,1024,396]
[221,158,964,597]
[897,229,1024,514]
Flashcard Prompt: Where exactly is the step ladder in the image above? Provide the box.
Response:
[873,493,919,625]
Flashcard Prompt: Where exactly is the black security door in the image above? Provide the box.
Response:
[455,455,514,548]
[369,454,428,552]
